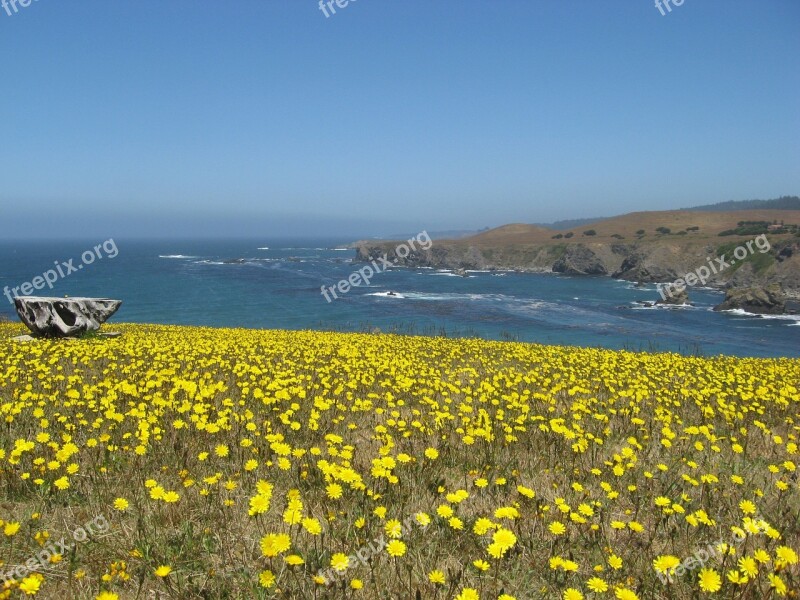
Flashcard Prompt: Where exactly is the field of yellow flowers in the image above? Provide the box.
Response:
[0,322,798,599]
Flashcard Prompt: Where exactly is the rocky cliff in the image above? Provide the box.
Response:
[355,238,800,306]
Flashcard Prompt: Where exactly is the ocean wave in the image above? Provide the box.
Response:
[721,308,761,318]
[366,291,406,299]
[630,302,694,310]
[159,255,197,259]
[719,309,800,323]
[625,284,657,292]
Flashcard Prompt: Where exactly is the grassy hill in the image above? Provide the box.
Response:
[465,210,800,246]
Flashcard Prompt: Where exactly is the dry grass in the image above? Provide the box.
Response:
[455,210,800,246]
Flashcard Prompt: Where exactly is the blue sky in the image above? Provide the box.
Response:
[1,0,798,239]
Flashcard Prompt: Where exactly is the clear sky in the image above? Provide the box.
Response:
[1,0,798,239]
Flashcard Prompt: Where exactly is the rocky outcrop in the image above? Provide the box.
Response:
[713,284,788,315]
[552,245,608,276]
[356,244,492,270]
[613,253,678,283]
[656,287,690,306]
[14,297,121,338]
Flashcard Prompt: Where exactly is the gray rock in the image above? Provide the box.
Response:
[552,245,608,276]
[14,297,121,338]
[613,254,677,283]
[713,284,786,315]
[11,334,35,343]
[656,287,690,306]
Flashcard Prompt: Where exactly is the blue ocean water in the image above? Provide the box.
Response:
[0,239,797,358]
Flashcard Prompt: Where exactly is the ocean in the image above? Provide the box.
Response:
[1,239,797,358]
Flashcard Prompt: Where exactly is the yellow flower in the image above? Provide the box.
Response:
[424,448,438,460]
[331,553,350,572]
[19,574,43,595]
[154,565,172,577]
[739,500,757,515]
[258,569,276,588]
[415,512,431,527]
[653,555,681,575]
[113,497,129,511]
[586,577,608,592]
[753,549,771,564]
[473,517,495,535]
[350,579,363,589]
[387,540,406,557]
[738,557,757,577]
[326,483,343,499]
[302,517,322,535]
[260,533,291,557]
[448,516,464,530]
[473,559,490,571]
[768,573,787,596]
[428,570,446,584]
[564,589,584,600]
[95,593,119,600]
[549,521,566,535]
[214,444,229,457]
[436,505,453,519]
[249,494,270,516]
[455,588,480,600]
[4,522,20,536]
[385,519,402,538]
[775,546,798,567]
[698,568,722,593]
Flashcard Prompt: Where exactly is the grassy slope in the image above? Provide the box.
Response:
[459,210,800,247]
[0,323,798,599]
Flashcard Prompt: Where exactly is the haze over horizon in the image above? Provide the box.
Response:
[1,0,799,240]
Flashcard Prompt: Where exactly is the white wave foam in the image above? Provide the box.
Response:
[759,313,800,322]
[722,308,759,318]
[159,255,197,259]
[717,309,800,323]
[366,291,405,299]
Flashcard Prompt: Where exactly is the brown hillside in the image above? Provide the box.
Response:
[459,210,800,246]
